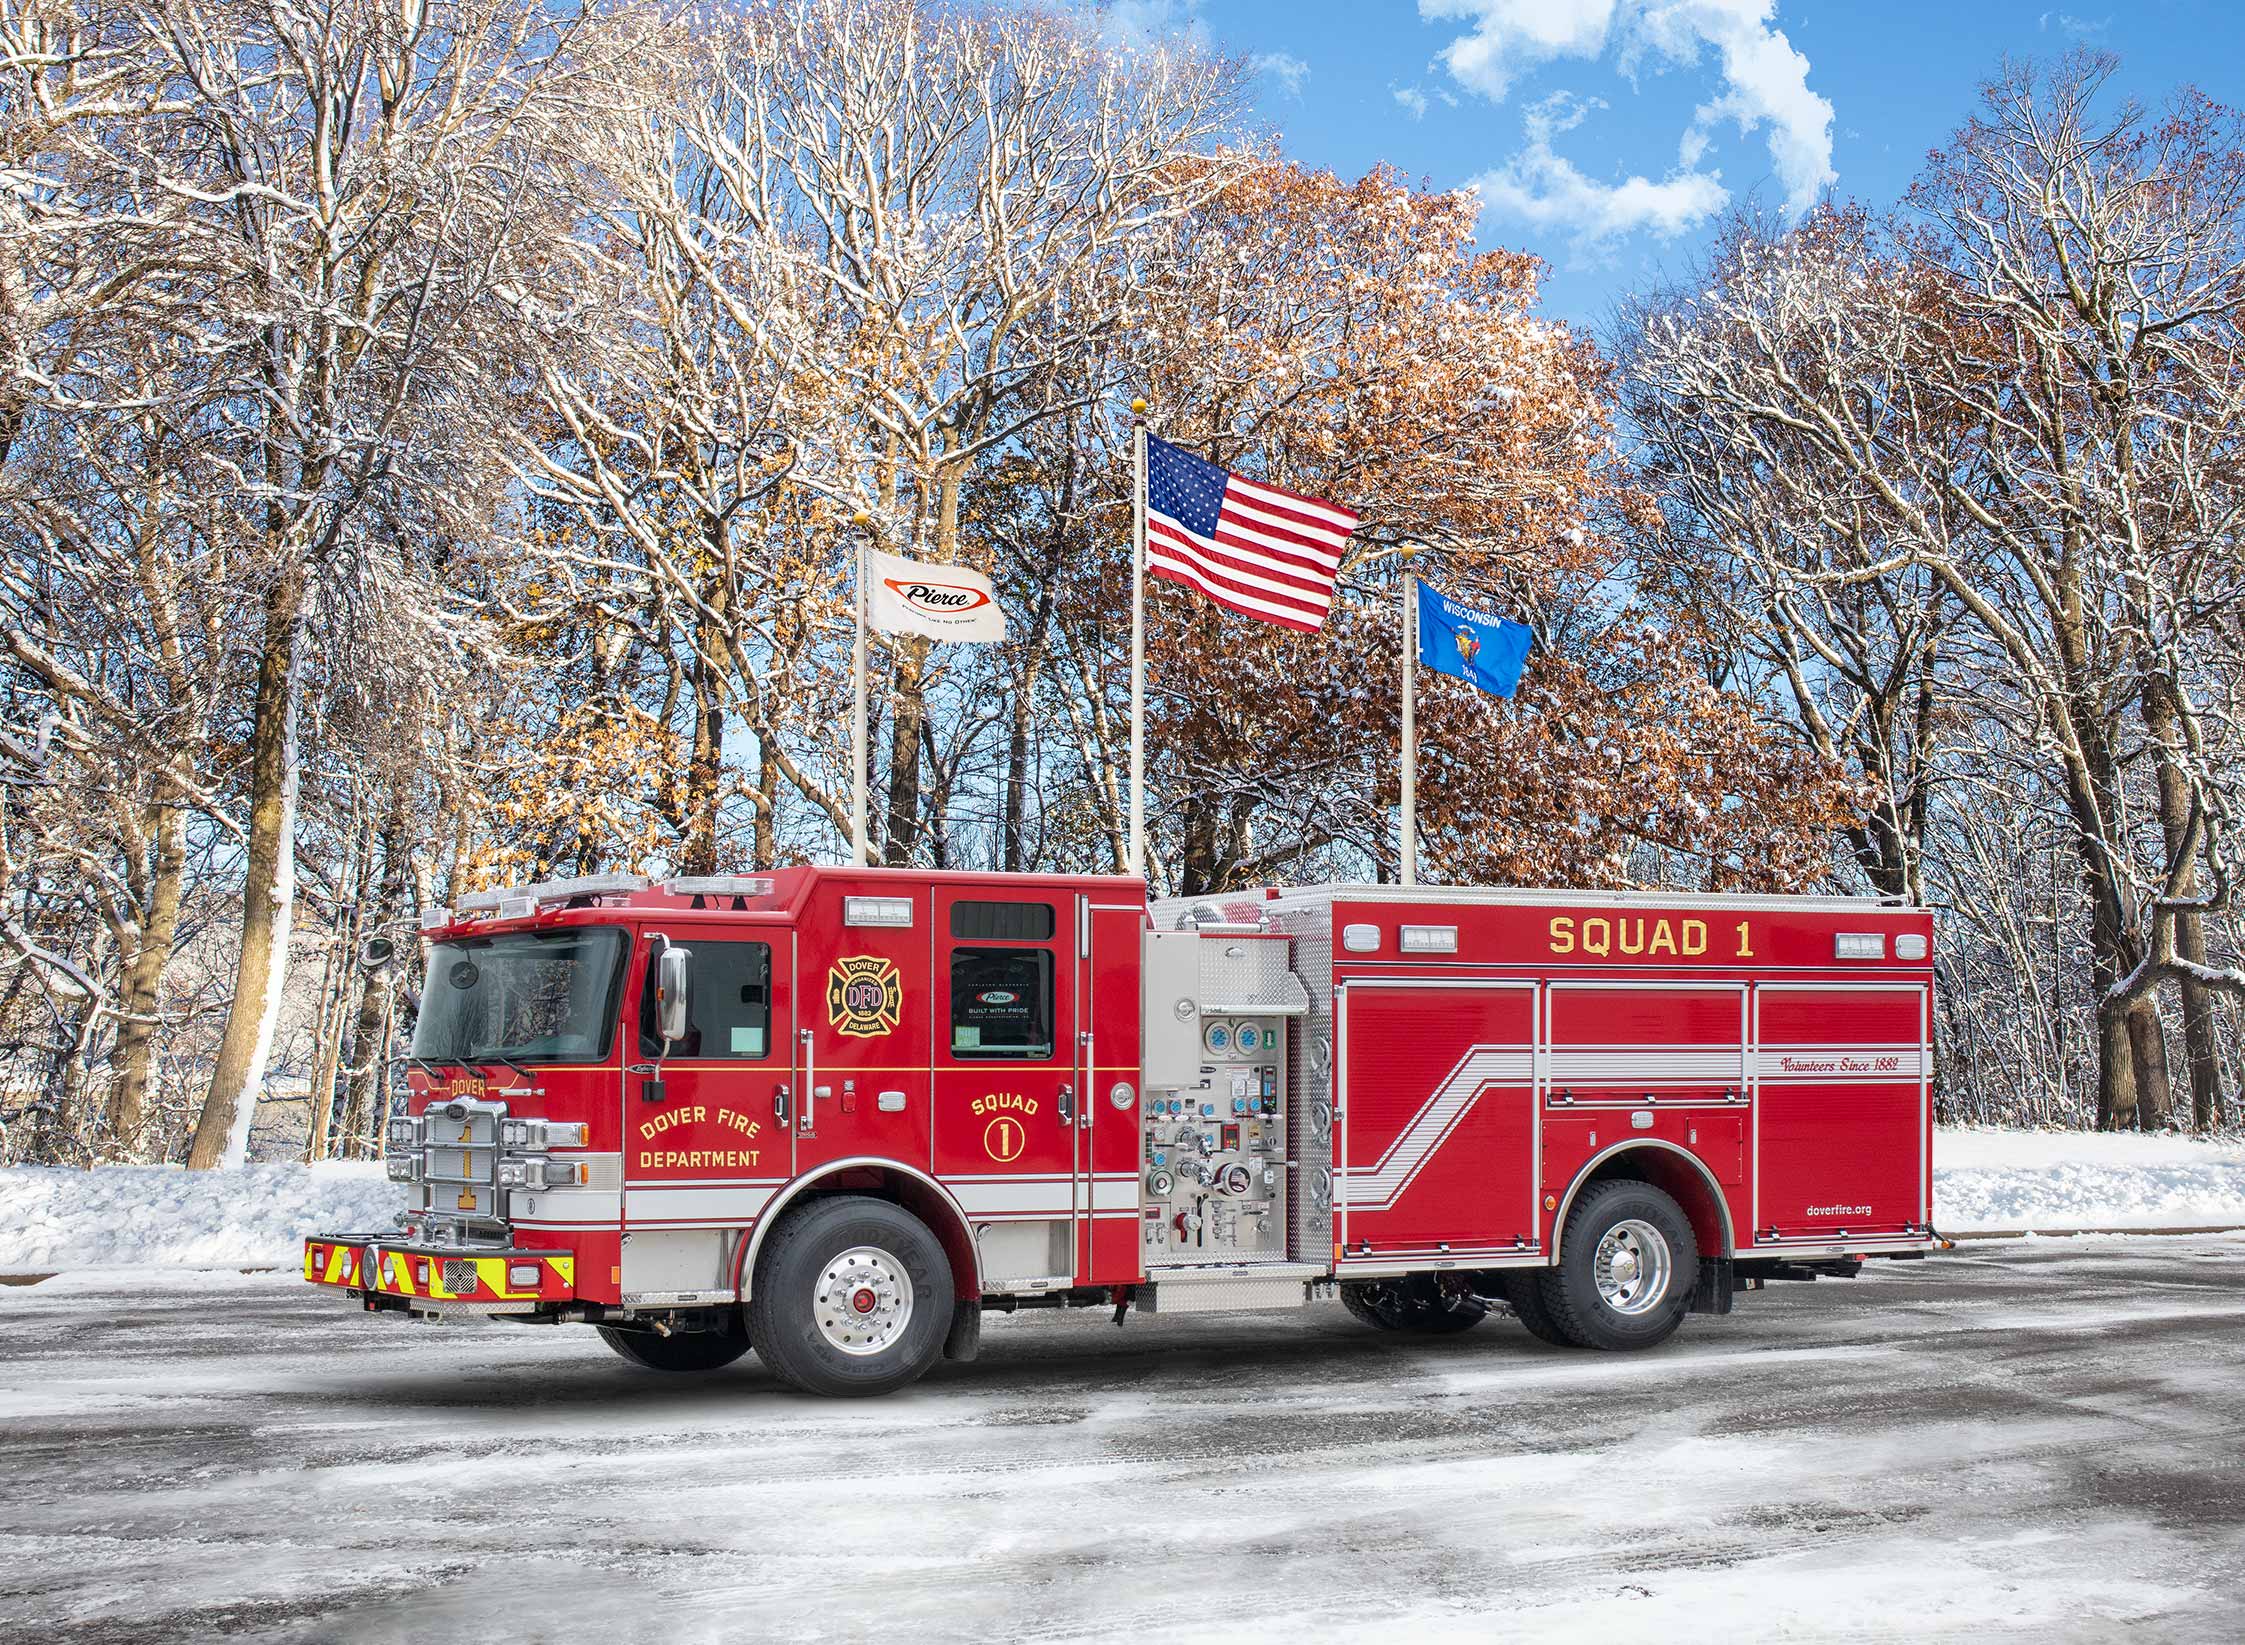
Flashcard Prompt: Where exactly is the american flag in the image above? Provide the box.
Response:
[1144,434,1357,633]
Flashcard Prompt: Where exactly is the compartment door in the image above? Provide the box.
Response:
[1752,984,1930,1240]
[1337,980,1538,1263]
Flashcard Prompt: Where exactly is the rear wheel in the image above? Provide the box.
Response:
[748,1196,953,1397]
[1536,1179,1696,1352]
[1339,1278,1488,1333]
[596,1320,751,1373]
[1497,1270,1577,1347]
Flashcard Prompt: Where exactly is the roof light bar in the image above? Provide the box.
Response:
[662,875,775,899]
[455,872,650,914]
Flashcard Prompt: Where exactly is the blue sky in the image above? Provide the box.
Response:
[1113,1,2245,332]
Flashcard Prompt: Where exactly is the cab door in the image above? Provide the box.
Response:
[932,887,1080,1287]
[619,927,793,1276]
[791,882,932,1179]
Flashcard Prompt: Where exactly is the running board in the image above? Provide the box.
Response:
[1139,1263,1324,1315]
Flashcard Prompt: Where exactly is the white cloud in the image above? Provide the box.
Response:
[1252,51,1311,98]
[1424,0,1834,228]
[1466,90,1727,247]
[2042,11,2110,37]
[1394,83,1431,120]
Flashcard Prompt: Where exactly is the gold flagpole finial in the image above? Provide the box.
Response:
[1130,398,1148,417]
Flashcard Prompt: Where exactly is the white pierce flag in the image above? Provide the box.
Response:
[867,549,1006,643]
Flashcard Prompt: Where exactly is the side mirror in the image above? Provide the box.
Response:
[655,944,693,1048]
[359,933,399,969]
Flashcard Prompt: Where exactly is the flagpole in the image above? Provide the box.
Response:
[850,510,870,868]
[1128,399,1148,882]
[1401,562,1417,888]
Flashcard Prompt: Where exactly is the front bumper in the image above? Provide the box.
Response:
[305,1235,577,1314]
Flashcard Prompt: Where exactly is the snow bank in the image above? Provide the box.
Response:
[4,1129,2243,1273]
[0,1162,404,1272]
[1934,1126,2245,1231]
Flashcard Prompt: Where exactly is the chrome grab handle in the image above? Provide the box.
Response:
[798,1029,816,1133]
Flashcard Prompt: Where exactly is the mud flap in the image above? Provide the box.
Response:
[1690,1257,1736,1315]
[943,1298,982,1362]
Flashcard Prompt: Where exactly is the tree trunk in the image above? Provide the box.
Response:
[108,800,186,1154]
[2093,992,2137,1131]
[2143,673,2226,1129]
[2125,1000,2174,1131]
[883,636,931,865]
[187,569,308,1170]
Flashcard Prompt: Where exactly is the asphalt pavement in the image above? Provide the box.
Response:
[2,1237,2241,1643]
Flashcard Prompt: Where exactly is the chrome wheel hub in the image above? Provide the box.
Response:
[814,1246,914,1356]
[1593,1219,1673,1316]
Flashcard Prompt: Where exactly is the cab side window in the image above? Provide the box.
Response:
[641,940,771,1059]
[950,948,1053,1059]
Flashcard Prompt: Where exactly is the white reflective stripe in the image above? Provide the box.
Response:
[1755,1046,1928,1082]
[624,1185,777,1222]
[510,1188,622,1221]
[1546,1047,1744,1083]
[952,1181,1074,1216]
[1346,1045,1529,1210]
[1091,1177,1139,1212]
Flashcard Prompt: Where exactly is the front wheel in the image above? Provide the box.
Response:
[596,1321,752,1373]
[1536,1179,1697,1351]
[747,1196,953,1397]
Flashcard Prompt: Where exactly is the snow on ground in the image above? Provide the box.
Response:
[4,1127,2244,1274]
[1934,1127,2245,1231]
[0,1162,403,1271]
[2,1239,2242,1642]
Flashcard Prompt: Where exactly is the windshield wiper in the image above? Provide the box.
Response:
[471,1048,537,1088]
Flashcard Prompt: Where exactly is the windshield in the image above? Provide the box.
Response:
[411,927,627,1065]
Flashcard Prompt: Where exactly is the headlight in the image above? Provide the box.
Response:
[501,1119,588,1150]
[386,1115,420,1148]
[386,1155,420,1182]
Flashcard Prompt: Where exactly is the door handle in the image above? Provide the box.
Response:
[774,1084,790,1125]
[1056,1083,1075,1126]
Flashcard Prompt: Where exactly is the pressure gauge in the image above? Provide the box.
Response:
[1217,1163,1253,1196]
[1204,1019,1234,1056]
[1236,1021,1263,1055]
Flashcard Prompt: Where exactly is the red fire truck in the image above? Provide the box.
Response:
[306,868,1938,1395]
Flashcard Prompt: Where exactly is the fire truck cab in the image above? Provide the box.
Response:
[306,867,1939,1395]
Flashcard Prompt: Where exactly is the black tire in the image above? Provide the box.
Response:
[747,1196,953,1397]
[1536,1179,1697,1352]
[1339,1278,1488,1334]
[1497,1270,1578,1347]
[596,1320,752,1373]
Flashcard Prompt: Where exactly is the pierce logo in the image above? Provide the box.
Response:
[827,955,903,1038]
[884,577,991,616]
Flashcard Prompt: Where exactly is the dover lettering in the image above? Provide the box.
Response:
[637,1104,763,1170]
